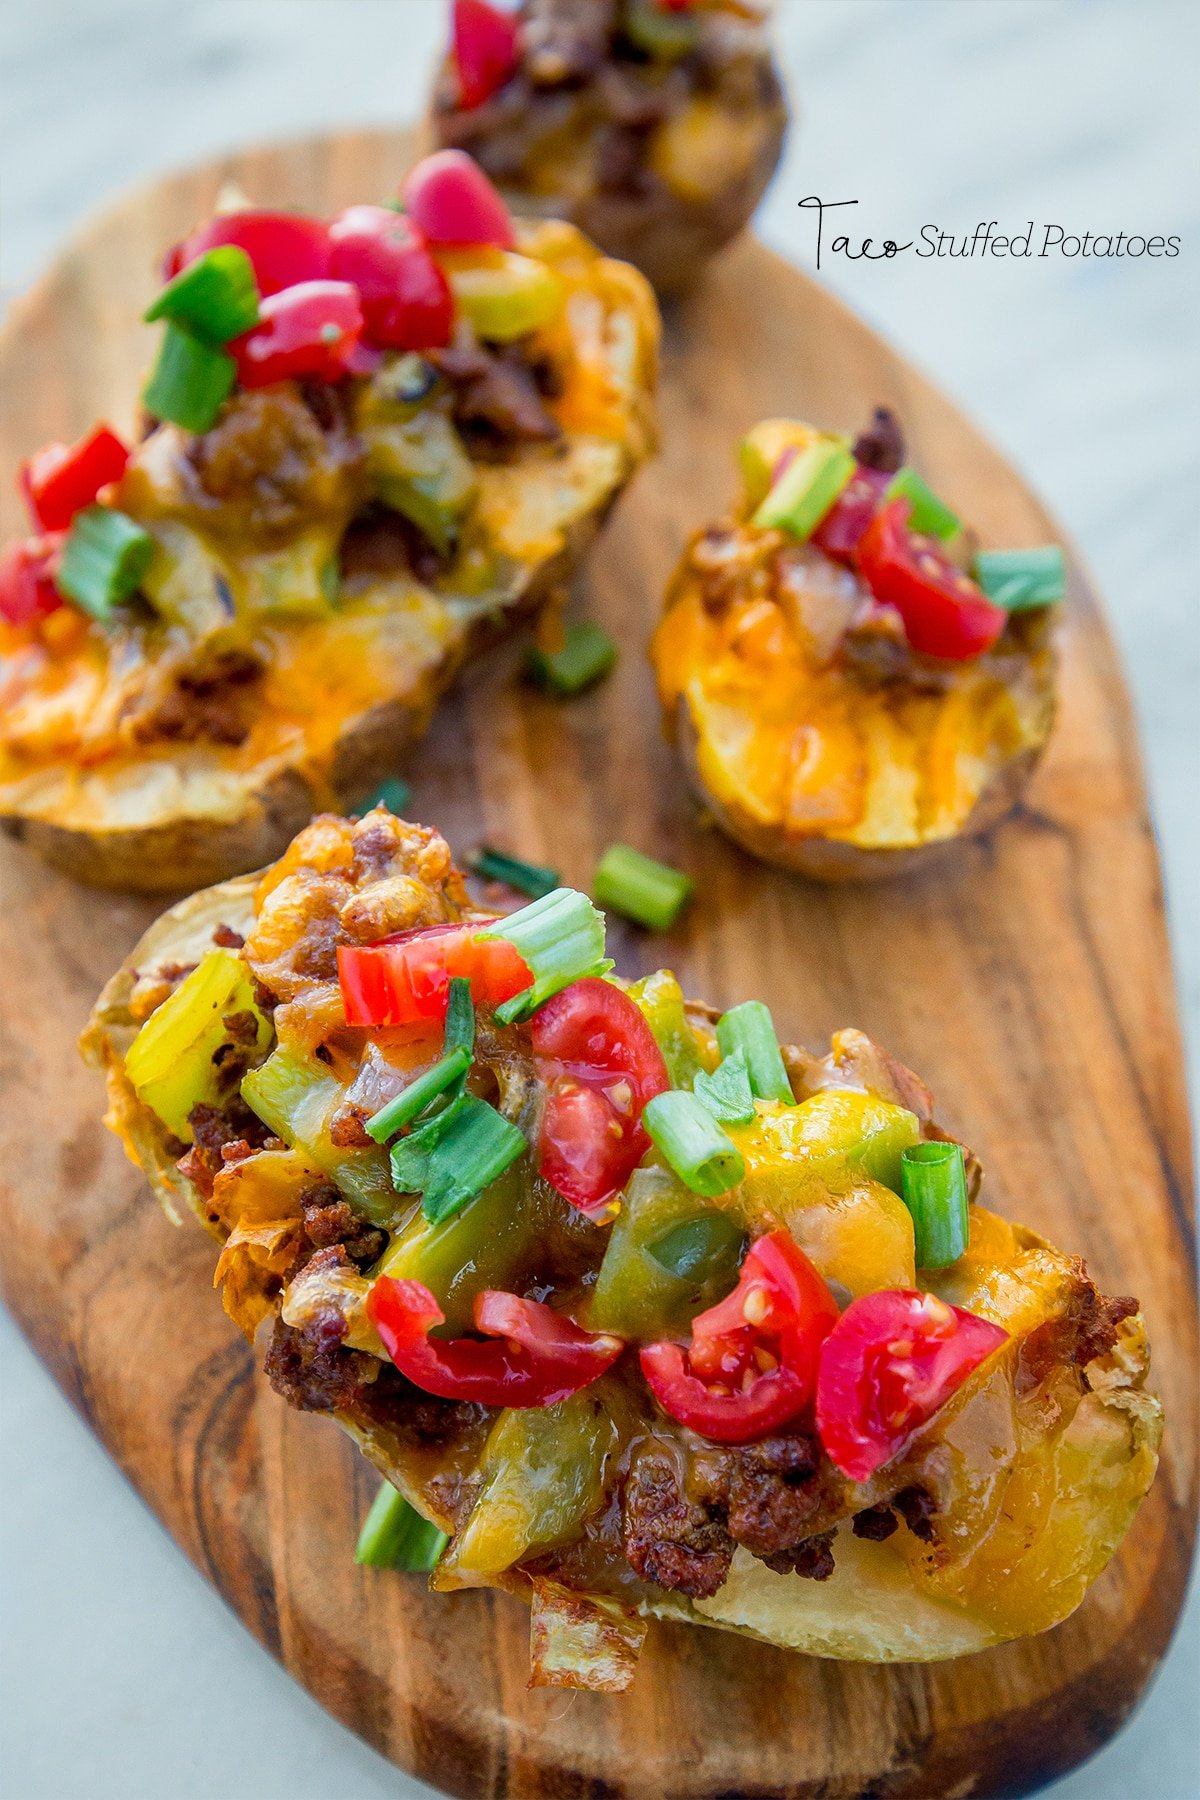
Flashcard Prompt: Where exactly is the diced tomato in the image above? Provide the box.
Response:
[368,1277,624,1407]
[0,533,65,627]
[451,0,521,109]
[166,210,331,295]
[815,1288,1008,1482]
[338,922,531,1028]
[401,149,515,250]
[20,426,129,532]
[811,463,890,562]
[230,280,363,387]
[856,499,1007,660]
[328,205,455,350]
[640,1231,839,1444]
[531,976,669,1217]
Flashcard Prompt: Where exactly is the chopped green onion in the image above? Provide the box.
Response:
[58,506,154,619]
[443,975,476,1061]
[974,546,1066,610]
[365,1047,472,1145]
[648,1211,747,1282]
[142,323,236,434]
[693,1047,755,1124]
[391,1092,526,1224]
[884,467,962,541]
[526,620,617,696]
[355,1481,448,1571]
[144,245,260,344]
[481,887,613,1025]
[753,438,855,540]
[593,844,693,932]
[900,1140,969,1269]
[469,845,560,901]
[643,1090,745,1198]
[361,776,412,816]
[715,1001,793,1106]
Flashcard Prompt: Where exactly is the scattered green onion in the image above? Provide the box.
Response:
[365,1047,472,1145]
[974,546,1066,610]
[526,620,617,696]
[900,1140,970,1269]
[693,1047,756,1125]
[443,974,476,1061]
[648,1211,747,1283]
[144,245,260,344]
[355,1481,448,1572]
[481,887,613,1025]
[643,1090,746,1198]
[593,844,693,932]
[753,438,856,540]
[469,845,560,901]
[391,1091,527,1224]
[884,467,962,541]
[142,323,237,434]
[362,776,412,816]
[715,1001,793,1106]
[57,506,154,619]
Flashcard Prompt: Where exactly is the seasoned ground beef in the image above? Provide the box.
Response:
[299,1183,385,1267]
[212,923,246,949]
[851,405,905,474]
[759,1530,836,1581]
[851,1485,938,1546]
[621,1444,733,1598]
[695,1432,825,1562]
[264,1307,379,1413]
[431,342,561,447]
[178,1098,275,1199]
[185,387,363,545]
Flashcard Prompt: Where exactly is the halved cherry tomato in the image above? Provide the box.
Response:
[20,425,129,532]
[531,976,669,1217]
[368,1276,624,1407]
[640,1231,839,1444]
[451,0,521,109]
[402,149,515,250]
[328,205,455,350]
[166,210,331,295]
[856,499,1006,660]
[230,280,363,387]
[338,922,531,1027]
[811,462,890,562]
[0,533,65,628]
[815,1288,1008,1482]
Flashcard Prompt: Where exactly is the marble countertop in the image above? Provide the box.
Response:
[1,2,1195,1795]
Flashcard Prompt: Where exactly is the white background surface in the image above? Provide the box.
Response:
[0,2,1196,1796]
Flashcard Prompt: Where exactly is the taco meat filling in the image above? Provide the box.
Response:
[88,807,1154,1683]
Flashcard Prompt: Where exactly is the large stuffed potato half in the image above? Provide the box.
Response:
[652,409,1061,879]
[82,807,1160,1690]
[428,0,788,294]
[0,152,658,891]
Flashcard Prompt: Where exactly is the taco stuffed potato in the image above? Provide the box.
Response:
[429,0,788,293]
[82,806,1160,1689]
[653,408,1061,879]
[0,151,657,890]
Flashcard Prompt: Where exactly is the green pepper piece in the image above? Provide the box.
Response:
[590,1166,747,1340]
[378,1162,542,1331]
[241,1046,397,1225]
[627,969,708,1089]
[363,408,477,556]
[125,948,271,1141]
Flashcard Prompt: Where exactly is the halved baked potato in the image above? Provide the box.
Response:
[652,409,1061,879]
[1,154,658,891]
[429,0,788,293]
[83,807,1159,1690]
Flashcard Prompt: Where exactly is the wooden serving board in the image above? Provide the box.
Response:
[0,129,1195,1800]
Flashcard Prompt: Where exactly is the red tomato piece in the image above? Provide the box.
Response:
[328,205,455,350]
[368,1277,624,1407]
[452,0,521,109]
[815,1288,1008,1482]
[230,280,363,388]
[0,533,65,628]
[166,210,331,295]
[338,922,531,1028]
[20,425,129,532]
[639,1231,839,1444]
[401,149,515,250]
[531,977,669,1217]
[811,463,890,562]
[856,499,1007,660]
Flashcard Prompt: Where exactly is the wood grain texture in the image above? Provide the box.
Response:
[0,129,1194,1800]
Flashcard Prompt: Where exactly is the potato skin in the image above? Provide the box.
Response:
[676,697,1052,883]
